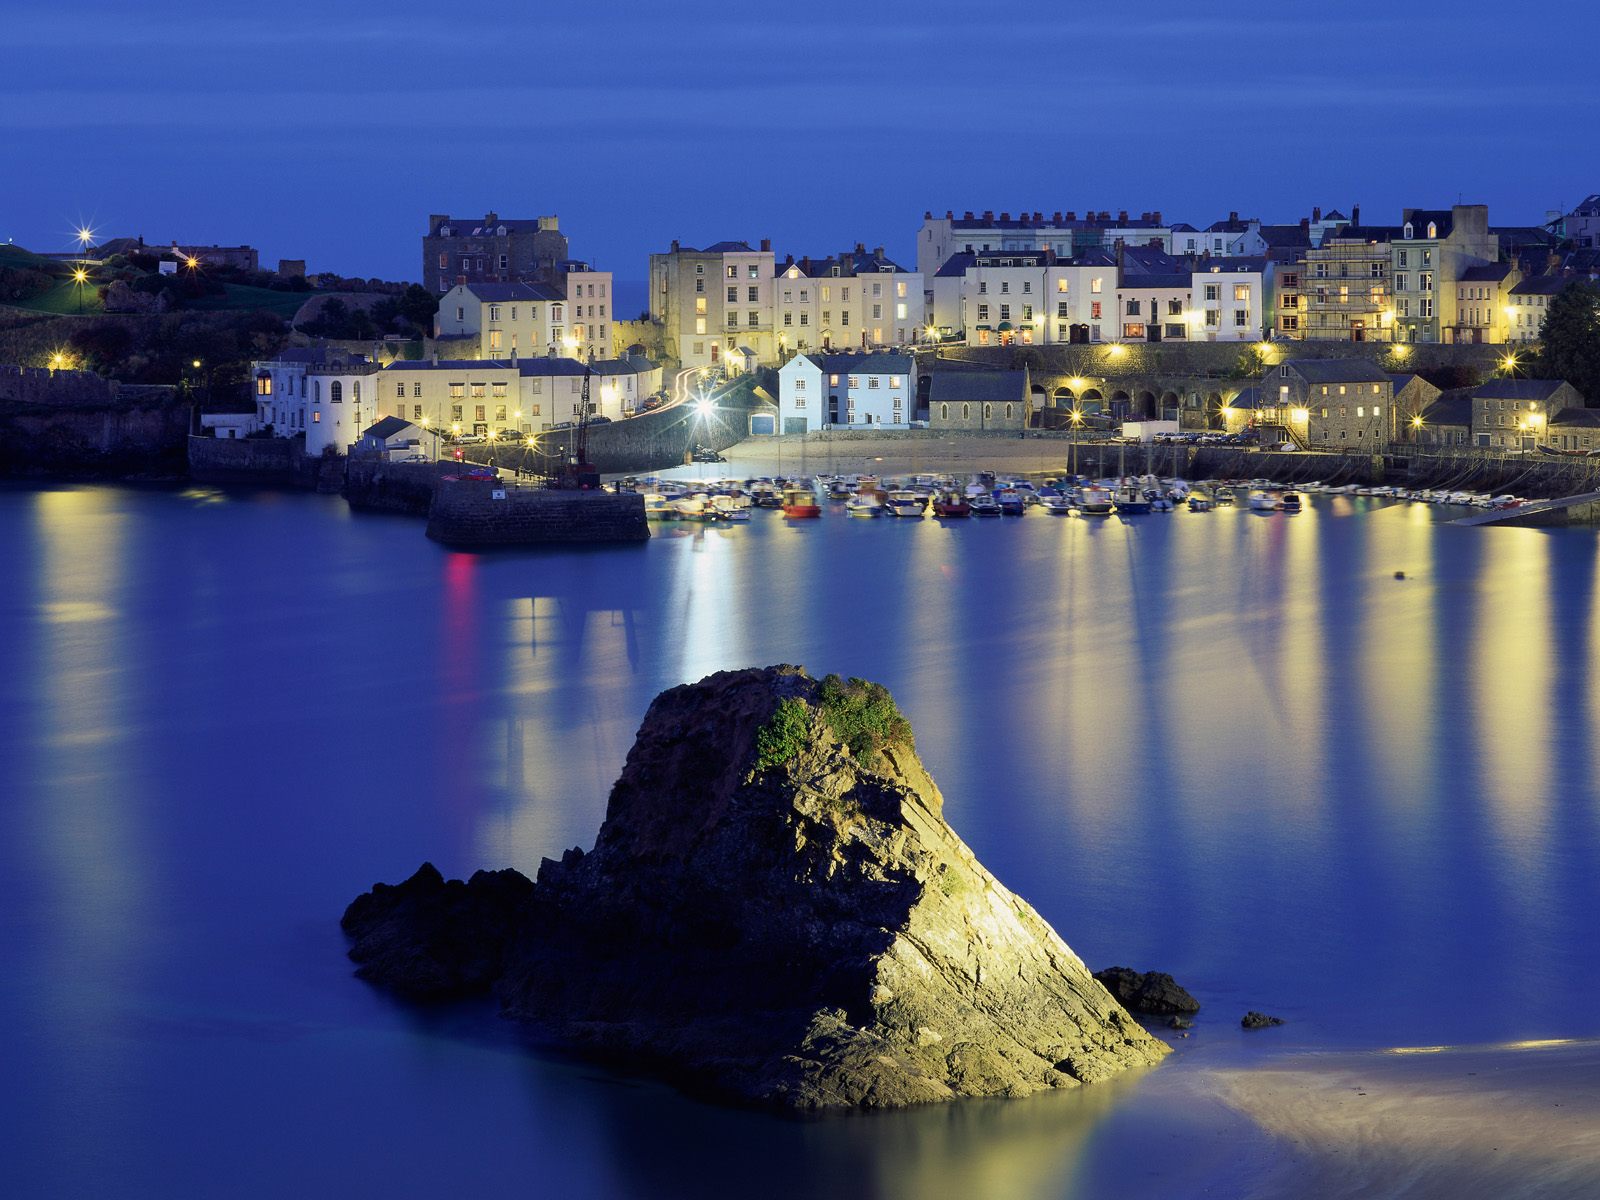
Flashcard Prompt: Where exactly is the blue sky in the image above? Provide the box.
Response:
[3,0,1597,292]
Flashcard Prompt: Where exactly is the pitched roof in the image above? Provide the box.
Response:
[1123,272,1191,289]
[364,416,416,439]
[1473,379,1573,401]
[1228,385,1263,409]
[926,369,1029,403]
[459,281,562,302]
[1550,406,1600,427]
[1510,275,1567,296]
[1258,225,1312,249]
[1281,358,1393,385]
[433,217,555,237]
[1419,393,1473,426]
[775,248,911,278]
[1400,209,1455,239]
[1459,262,1512,283]
[1193,255,1270,273]
[800,352,914,375]
[703,240,755,253]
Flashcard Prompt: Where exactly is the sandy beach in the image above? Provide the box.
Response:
[1184,1039,1600,1199]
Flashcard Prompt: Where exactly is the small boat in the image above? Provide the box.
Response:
[782,488,821,518]
[995,487,1025,516]
[886,490,926,518]
[1149,496,1175,512]
[1213,489,1236,507]
[710,494,750,521]
[932,490,971,518]
[642,493,673,520]
[1042,493,1073,515]
[1186,491,1214,512]
[1247,490,1282,512]
[845,494,883,518]
[1078,487,1115,516]
[970,494,1002,517]
[1115,482,1151,515]
[672,494,712,521]
[1280,491,1303,513]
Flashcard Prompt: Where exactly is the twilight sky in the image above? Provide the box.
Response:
[4,0,1597,291]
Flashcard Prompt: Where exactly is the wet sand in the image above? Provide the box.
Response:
[1187,1039,1600,1199]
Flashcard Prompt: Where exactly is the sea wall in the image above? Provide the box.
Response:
[343,457,451,516]
[0,366,187,478]
[187,435,343,491]
[425,480,649,546]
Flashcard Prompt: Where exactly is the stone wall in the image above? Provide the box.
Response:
[0,367,188,477]
[187,435,344,491]
[425,480,649,546]
[343,457,452,515]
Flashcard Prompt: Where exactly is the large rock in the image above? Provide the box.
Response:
[1093,967,1201,1016]
[343,666,1169,1110]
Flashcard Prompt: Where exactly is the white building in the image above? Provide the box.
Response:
[1507,275,1564,344]
[773,246,923,354]
[648,239,778,367]
[777,352,915,433]
[252,347,380,455]
[917,209,1173,278]
[1189,257,1271,341]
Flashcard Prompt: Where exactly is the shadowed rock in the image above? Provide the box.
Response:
[1093,967,1201,1016]
[1242,1011,1286,1029]
[343,666,1170,1110]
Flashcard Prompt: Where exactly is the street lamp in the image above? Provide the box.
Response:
[1068,407,1083,478]
[72,266,88,313]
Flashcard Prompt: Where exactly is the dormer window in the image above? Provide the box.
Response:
[1426,222,1437,238]
[497,225,507,236]
[440,226,452,237]
[1404,222,1414,239]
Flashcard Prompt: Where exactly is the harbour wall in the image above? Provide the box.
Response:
[0,366,188,478]
[343,457,450,516]
[188,435,344,492]
[425,481,649,546]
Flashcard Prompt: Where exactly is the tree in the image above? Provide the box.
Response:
[397,284,439,335]
[1537,280,1600,402]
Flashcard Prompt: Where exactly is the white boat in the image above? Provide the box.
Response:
[1187,492,1213,512]
[1078,487,1115,516]
[672,494,712,521]
[885,490,926,518]
[710,495,750,521]
[1042,493,1073,515]
[845,494,883,518]
[1247,490,1283,512]
[642,493,673,520]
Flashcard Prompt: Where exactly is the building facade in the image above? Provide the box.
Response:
[1471,379,1581,450]
[1265,359,1394,449]
[423,212,568,294]
[1389,206,1498,345]
[917,209,1172,277]
[925,369,1030,431]
[773,247,923,354]
[648,239,778,367]
[776,352,915,433]
[433,264,613,361]
[252,347,381,455]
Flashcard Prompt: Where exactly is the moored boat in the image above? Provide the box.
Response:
[932,490,972,518]
[886,490,927,518]
[1247,490,1282,512]
[970,494,1002,516]
[1280,491,1303,513]
[1078,487,1115,516]
[845,493,883,518]
[782,487,821,518]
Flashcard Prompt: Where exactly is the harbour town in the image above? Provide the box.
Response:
[8,6,1600,1199]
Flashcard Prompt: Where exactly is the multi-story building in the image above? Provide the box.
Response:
[1471,379,1580,450]
[1261,359,1394,449]
[423,212,568,294]
[917,209,1172,277]
[1274,260,1304,338]
[1507,275,1565,343]
[776,351,915,432]
[433,260,612,361]
[1558,194,1600,250]
[251,347,381,455]
[1388,206,1498,344]
[370,355,661,438]
[649,239,777,368]
[1299,224,1397,341]
[773,247,923,355]
[1189,257,1271,341]
[1450,262,1519,345]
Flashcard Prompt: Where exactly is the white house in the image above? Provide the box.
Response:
[200,411,260,439]
[917,209,1173,277]
[773,246,923,354]
[1190,257,1271,341]
[778,352,915,433]
[251,347,381,455]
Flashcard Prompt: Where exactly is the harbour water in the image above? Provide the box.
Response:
[3,481,1598,1197]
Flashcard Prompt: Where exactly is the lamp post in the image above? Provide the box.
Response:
[72,266,89,314]
[1069,407,1083,479]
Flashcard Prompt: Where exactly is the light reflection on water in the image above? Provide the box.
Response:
[2,483,1599,1198]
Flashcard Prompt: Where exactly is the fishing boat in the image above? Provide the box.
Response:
[1114,481,1151,515]
[781,487,821,518]
[1280,491,1303,513]
[969,494,1002,517]
[886,490,927,518]
[642,493,673,520]
[1078,486,1115,516]
[995,487,1026,516]
[845,493,883,518]
[932,490,972,518]
[1186,491,1214,512]
[1042,493,1073,515]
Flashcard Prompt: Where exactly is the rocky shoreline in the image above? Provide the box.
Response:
[343,666,1170,1111]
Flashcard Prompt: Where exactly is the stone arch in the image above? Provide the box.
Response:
[1110,389,1132,420]
[1080,388,1104,414]
[1207,391,1225,429]
[1053,385,1075,407]
[1135,389,1157,420]
[1160,389,1180,421]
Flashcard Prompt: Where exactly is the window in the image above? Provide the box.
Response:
[726,266,737,278]
[412,383,422,398]
[330,381,342,404]
[978,304,989,321]
[1169,299,1183,316]
[748,286,758,302]
[1001,281,1009,294]
[749,265,759,279]
[471,383,485,399]
[941,403,949,420]
[748,311,760,327]
[1091,277,1103,293]
[1205,285,1219,302]
[413,405,422,420]
[256,374,272,395]
[1090,301,1102,319]
[1234,284,1250,302]
[495,405,507,422]
[313,411,321,423]
[1057,278,1068,293]
[890,376,902,388]
[1370,262,1383,278]
[977,282,987,295]
[492,382,507,399]
[727,286,737,303]
[1126,299,1141,315]
[962,403,971,420]
[1234,310,1248,327]
[1204,310,1220,327]
[695,278,704,294]
[984,403,992,420]
[1420,272,1433,293]
[1000,305,1011,320]
[488,330,503,351]
[868,377,879,389]
[848,376,860,388]
[489,305,501,322]
[451,404,462,420]
[456,306,464,321]
[475,405,485,421]
[395,381,405,398]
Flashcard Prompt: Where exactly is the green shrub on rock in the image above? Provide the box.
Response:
[817,675,914,767]
[754,698,811,771]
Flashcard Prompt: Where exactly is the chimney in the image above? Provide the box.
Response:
[964,211,974,220]
[873,245,884,258]
[1153,210,1162,224]
[1229,211,1239,223]
[671,239,680,252]
[1053,211,1062,222]
[1066,211,1077,221]
[924,210,932,219]
[983,210,994,221]
[945,210,954,219]
[1034,211,1042,221]
[760,237,771,252]
[484,211,498,224]
[1000,212,1010,222]
[1312,206,1322,223]
[1100,210,1111,221]
[855,242,866,253]
[1352,204,1361,225]
[1119,210,1129,223]
[1300,217,1311,230]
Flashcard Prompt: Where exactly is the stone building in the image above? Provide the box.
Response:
[1267,359,1393,449]
[423,212,568,295]
[1546,405,1600,452]
[1411,391,1473,446]
[1299,221,1396,342]
[1388,373,1443,440]
[925,368,1030,431]
[433,261,613,361]
[649,239,777,368]
[1471,378,1582,450]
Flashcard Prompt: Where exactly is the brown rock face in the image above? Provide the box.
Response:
[343,666,1168,1110]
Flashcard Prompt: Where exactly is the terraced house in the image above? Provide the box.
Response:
[649,239,777,368]
[434,258,613,361]
[773,247,922,354]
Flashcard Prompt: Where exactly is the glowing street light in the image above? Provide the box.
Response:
[72,266,89,313]
[695,398,713,417]
[185,255,200,271]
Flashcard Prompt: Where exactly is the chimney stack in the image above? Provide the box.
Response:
[1000,212,1010,222]
[1300,217,1310,230]
[1352,204,1361,225]
[1053,211,1062,222]
[1229,211,1239,223]
[964,210,974,220]
[760,237,771,252]
[1312,206,1322,223]
[873,245,884,258]
[671,239,680,252]
[983,210,994,221]
[1119,210,1129,223]
[856,242,866,253]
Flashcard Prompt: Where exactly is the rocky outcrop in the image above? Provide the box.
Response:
[1242,1011,1286,1029]
[1093,967,1201,1016]
[343,666,1169,1110]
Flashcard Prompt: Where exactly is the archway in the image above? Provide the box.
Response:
[1080,387,1104,415]
[1053,385,1075,408]
[1160,390,1180,422]
[1110,389,1132,420]
[1135,390,1157,420]
[1029,384,1047,428]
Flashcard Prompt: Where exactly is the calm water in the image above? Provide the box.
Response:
[3,482,1598,1197]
